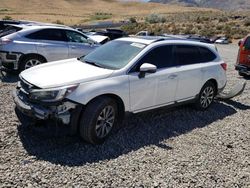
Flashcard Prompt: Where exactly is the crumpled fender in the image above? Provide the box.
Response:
[216,81,247,100]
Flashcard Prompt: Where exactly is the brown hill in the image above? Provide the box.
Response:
[150,0,250,10]
[0,0,217,25]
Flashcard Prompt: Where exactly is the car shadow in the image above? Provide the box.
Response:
[17,101,242,166]
[0,69,19,83]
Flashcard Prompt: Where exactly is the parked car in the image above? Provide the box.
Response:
[0,20,21,31]
[13,37,227,144]
[215,37,229,44]
[94,29,127,40]
[135,31,154,36]
[0,25,100,71]
[235,34,250,76]
[209,36,220,43]
[74,28,110,44]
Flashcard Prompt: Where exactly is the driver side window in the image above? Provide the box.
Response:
[65,30,88,43]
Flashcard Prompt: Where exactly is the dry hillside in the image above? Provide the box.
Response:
[0,0,217,25]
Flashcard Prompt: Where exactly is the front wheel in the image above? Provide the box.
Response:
[195,81,216,110]
[79,97,118,144]
[19,55,46,71]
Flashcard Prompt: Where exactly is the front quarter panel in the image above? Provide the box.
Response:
[66,75,130,111]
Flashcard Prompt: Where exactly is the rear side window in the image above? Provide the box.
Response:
[174,45,216,65]
[26,29,67,41]
[198,47,217,62]
[133,45,174,71]
[243,37,250,50]
[174,45,201,65]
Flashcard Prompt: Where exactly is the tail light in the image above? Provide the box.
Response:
[221,62,227,71]
[0,38,12,45]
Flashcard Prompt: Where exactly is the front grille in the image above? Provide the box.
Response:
[19,77,39,96]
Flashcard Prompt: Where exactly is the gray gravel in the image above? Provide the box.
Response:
[0,44,249,187]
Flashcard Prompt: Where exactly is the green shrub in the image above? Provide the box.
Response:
[244,17,250,26]
[2,16,12,20]
[145,14,166,24]
[129,17,137,23]
[91,12,112,21]
[53,20,64,25]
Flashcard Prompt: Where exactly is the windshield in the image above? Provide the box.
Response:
[81,40,146,70]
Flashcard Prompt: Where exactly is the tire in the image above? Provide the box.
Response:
[79,97,118,144]
[19,55,46,71]
[194,81,216,110]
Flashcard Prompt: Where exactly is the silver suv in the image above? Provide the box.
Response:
[0,25,100,71]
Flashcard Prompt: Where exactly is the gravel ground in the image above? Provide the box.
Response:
[0,44,249,187]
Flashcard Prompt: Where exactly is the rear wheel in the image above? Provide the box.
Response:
[19,55,46,71]
[195,81,216,110]
[79,97,118,144]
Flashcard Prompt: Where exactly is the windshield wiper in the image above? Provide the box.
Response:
[84,60,104,68]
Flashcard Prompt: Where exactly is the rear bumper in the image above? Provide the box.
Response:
[235,64,250,75]
[0,51,22,70]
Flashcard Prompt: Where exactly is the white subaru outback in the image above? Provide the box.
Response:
[13,37,227,144]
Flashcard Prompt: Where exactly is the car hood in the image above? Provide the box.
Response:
[88,35,109,43]
[20,58,114,88]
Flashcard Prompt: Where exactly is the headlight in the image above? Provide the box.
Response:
[29,84,78,102]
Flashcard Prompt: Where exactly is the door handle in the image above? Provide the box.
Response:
[71,46,77,49]
[168,74,178,79]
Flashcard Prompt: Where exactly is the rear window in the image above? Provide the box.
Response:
[174,45,216,65]
[26,29,67,41]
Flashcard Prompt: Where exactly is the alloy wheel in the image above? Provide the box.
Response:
[95,105,115,138]
[200,86,214,108]
[25,59,42,69]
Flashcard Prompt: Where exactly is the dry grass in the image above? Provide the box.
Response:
[0,0,217,25]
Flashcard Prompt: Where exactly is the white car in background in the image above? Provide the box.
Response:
[13,37,227,144]
[215,37,229,44]
[0,25,100,71]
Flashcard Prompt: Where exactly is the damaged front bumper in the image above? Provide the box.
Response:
[13,89,77,125]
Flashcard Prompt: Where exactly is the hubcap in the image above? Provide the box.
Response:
[25,59,42,69]
[200,86,214,108]
[95,105,115,138]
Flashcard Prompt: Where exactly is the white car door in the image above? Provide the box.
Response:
[173,45,203,101]
[65,30,98,58]
[129,45,178,112]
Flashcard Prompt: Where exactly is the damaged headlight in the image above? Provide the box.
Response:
[29,84,78,102]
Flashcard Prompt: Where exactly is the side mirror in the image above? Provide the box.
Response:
[238,39,242,47]
[139,63,157,78]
